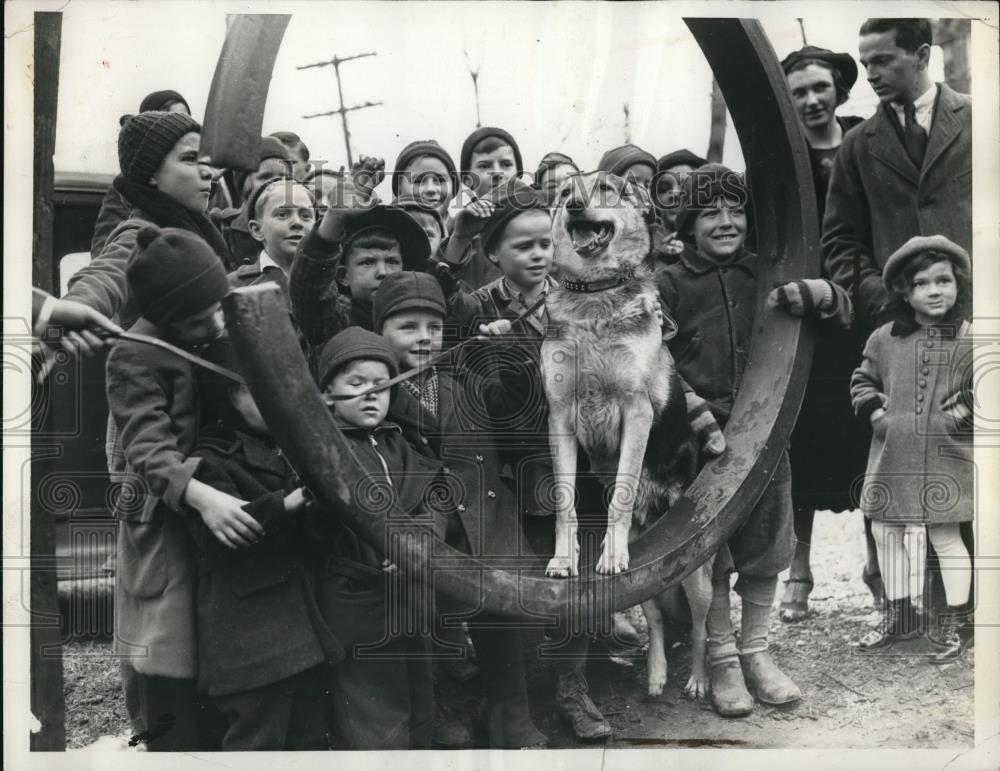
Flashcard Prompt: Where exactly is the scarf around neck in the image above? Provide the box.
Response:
[114,175,232,264]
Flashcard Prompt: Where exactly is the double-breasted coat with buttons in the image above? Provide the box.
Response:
[851,319,973,524]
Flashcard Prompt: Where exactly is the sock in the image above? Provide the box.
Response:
[871,520,909,601]
[926,523,972,607]
[706,578,738,665]
[735,574,777,656]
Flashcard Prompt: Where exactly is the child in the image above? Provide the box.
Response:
[212,137,293,267]
[597,143,657,192]
[534,152,579,207]
[289,157,432,345]
[851,235,974,663]
[653,149,707,232]
[230,176,317,289]
[269,130,311,182]
[314,327,442,749]
[445,127,525,288]
[659,164,852,717]
[371,270,548,749]
[105,225,248,750]
[304,167,346,213]
[67,111,230,328]
[187,339,334,750]
[391,139,458,220]
[392,194,447,256]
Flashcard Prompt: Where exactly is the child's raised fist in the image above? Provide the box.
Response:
[452,194,496,241]
[349,155,385,203]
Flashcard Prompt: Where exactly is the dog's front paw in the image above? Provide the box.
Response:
[545,555,578,578]
[647,659,668,697]
[683,672,710,700]
[595,542,630,574]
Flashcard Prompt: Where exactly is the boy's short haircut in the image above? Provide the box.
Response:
[270,130,310,162]
[858,18,932,52]
[247,176,316,221]
[317,326,400,391]
[125,225,229,324]
[344,227,402,257]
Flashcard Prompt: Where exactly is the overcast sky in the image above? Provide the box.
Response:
[52,1,948,177]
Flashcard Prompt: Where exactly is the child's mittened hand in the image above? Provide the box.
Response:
[477,319,513,338]
[452,195,496,240]
[198,488,264,549]
[766,279,833,317]
[349,155,385,204]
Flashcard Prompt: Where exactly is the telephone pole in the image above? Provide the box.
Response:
[797,18,808,46]
[623,103,631,144]
[298,51,382,167]
[463,49,482,128]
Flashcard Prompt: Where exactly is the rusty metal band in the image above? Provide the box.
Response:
[224,18,818,623]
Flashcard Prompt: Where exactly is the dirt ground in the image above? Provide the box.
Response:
[62,508,974,750]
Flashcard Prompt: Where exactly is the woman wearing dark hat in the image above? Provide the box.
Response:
[777,45,879,623]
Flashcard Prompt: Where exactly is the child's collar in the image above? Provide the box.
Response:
[678,244,755,277]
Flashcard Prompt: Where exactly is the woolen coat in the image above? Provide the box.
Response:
[822,83,972,335]
[186,425,336,697]
[106,318,203,679]
[851,319,973,523]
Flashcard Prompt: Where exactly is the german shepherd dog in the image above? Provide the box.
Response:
[541,171,713,697]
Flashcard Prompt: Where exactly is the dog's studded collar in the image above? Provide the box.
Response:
[559,268,637,293]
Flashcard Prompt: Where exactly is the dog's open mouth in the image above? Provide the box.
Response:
[569,220,615,255]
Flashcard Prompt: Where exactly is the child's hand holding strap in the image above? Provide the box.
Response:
[184,478,264,550]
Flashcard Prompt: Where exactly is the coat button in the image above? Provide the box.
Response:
[487,490,496,499]
[729,300,737,308]
[917,394,925,402]
[420,436,430,445]
[475,454,484,462]
[442,466,451,475]
[926,341,934,348]
[921,367,930,375]
[928,328,937,337]
[919,379,927,387]
[922,354,930,363]
[916,406,923,414]
[457,504,467,512]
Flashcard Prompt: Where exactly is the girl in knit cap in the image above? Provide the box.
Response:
[851,235,974,664]
[533,152,579,207]
[105,225,243,750]
[392,139,459,221]
[660,164,854,717]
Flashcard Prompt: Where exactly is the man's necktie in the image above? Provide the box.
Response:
[902,101,928,169]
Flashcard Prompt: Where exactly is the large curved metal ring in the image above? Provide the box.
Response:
[224,18,818,623]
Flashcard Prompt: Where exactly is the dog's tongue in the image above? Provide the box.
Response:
[571,223,603,250]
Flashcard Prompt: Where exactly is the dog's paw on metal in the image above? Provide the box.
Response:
[545,556,578,578]
[595,546,630,574]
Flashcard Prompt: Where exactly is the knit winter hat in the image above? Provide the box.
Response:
[534,152,578,186]
[674,163,750,243]
[125,225,230,325]
[139,89,191,115]
[391,140,459,197]
[118,111,201,185]
[460,126,524,181]
[317,326,400,391]
[656,149,708,174]
[372,270,447,332]
[479,178,549,255]
[597,144,657,178]
[883,235,971,291]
